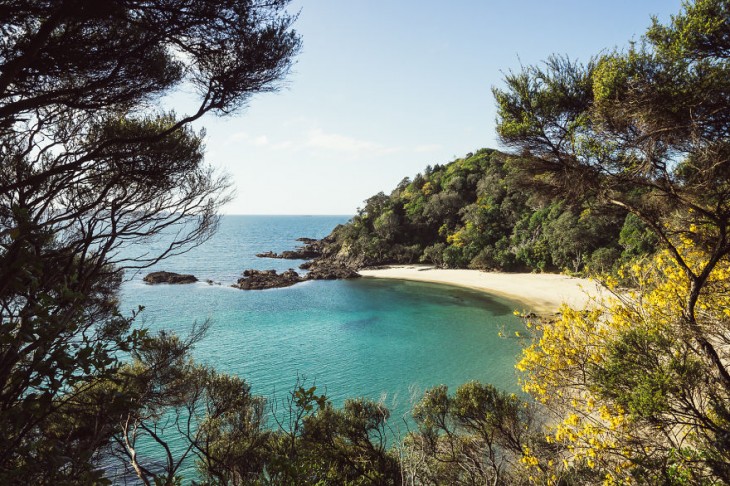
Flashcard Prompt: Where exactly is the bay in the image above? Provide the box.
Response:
[120,215,524,425]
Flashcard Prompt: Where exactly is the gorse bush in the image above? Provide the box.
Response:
[517,237,730,484]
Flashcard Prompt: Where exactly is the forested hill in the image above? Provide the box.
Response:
[322,148,657,274]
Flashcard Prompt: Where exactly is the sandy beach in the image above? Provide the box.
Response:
[359,265,605,313]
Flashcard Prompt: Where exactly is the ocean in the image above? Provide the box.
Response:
[119,214,524,425]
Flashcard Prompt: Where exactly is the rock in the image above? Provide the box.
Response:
[255,238,324,260]
[255,248,321,259]
[239,237,362,290]
[232,269,303,290]
[302,260,361,280]
[143,271,198,284]
[232,261,360,291]
[255,251,279,258]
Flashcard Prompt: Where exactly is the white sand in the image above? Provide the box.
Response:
[359,265,605,313]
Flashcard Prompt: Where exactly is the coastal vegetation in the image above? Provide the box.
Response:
[493,0,730,482]
[1,0,729,485]
[318,148,656,275]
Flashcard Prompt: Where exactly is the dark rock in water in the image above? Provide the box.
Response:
[288,248,321,258]
[143,271,198,284]
[256,238,324,260]
[241,236,360,290]
[232,269,303,290]
[232,261,359,291]
[255,248,320,259]
[303,260,361,280]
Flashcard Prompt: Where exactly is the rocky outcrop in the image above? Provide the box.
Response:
[300,260,360,280]
[232,269,303,290]
[306,234,383,269]
[238,235,364,290]
[253,233,374,269]
[255,249,320,259]
[143,271,198,284]
[255,238,324,260]
[232,261,361,290]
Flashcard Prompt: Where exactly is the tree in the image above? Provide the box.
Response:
[0,1,300,481]
[259,377,400,485]
[403,381,547,486]
[496,0,730,482]
[494,0,730,396]
[101,330,270,485]
[517,241,730,484]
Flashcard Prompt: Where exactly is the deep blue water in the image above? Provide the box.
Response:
[120,215,523,423]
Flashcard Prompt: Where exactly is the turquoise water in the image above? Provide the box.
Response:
[120,215,524,424]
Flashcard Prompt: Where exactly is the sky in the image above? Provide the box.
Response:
[188,0,684,215]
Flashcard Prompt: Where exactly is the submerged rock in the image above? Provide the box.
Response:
[143,271,198,284]
[232,269,303,290]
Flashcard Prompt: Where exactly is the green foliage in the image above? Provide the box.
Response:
[592,328,690,419]
[324,149,636,274]
[647,0,730,59]
[403,381,545,485]
[0,0,300,482]
[619,213,660,262]
[259,379,400,486]
[500,1,730,483]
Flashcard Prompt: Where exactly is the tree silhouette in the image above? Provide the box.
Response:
[0,1,300,481]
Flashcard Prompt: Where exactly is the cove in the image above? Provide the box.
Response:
[121,275,524,424]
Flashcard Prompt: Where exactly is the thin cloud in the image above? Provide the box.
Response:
[414,144,443,153]
[229,131,251,141]
[306,129,401,155]
[228,132,269,146]
[271,140,294,150]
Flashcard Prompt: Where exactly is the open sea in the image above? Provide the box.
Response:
[118,215,524,470]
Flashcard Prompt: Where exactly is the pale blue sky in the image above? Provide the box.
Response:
[192,0,683,215]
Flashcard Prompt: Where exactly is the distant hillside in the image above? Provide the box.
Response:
[321,149,657,274]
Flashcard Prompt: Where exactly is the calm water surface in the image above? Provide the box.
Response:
[120,216,524,423]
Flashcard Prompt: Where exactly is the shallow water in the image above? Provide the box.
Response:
[117,216,523,477]
[123,276,523,418]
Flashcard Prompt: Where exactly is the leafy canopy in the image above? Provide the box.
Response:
[0,1,300,482]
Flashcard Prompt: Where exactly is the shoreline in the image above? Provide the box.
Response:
[358,265,605,313]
